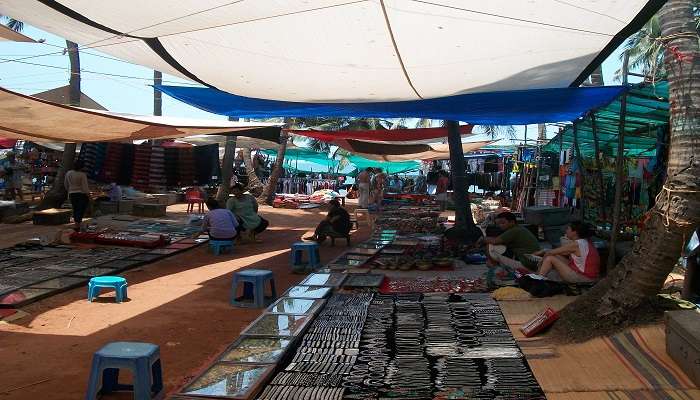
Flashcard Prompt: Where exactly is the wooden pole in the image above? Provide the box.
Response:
[607,52,630,271]
[590,113,606,221]
[446,120,475,227]
[573,121,584,217]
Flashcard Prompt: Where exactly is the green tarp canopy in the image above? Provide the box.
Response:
[544,82,668,157]
[261,147,420,175]
[346,156,420,176]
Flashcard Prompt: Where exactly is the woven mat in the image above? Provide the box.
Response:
[498,296,698,394]
[546,389,700,399]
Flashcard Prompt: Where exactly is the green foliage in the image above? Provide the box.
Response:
[1,16,23,32]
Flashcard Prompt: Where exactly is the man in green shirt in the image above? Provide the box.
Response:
[483,211,540,270]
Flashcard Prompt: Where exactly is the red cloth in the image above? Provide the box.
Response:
[0,138,17,149]
[288,125,473,142]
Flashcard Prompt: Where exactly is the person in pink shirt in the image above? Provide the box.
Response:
[435,170,450,211]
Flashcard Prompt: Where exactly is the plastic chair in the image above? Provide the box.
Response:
[231,269,277,308]
[209,239,234,255]
[85,341,163,400]
[185,188,204,214]
[88,276,128,303]
[290,242,321,269]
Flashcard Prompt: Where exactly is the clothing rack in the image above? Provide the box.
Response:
[265,177,338,195]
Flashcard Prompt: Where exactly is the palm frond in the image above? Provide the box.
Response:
[1,16,23,32]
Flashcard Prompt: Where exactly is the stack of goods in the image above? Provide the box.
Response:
[378,277,486,294]
[374,208,443,234]
[148,145,166,193]
[272,195,300,209]
[131,144,151,192]
[341,293,544,399]
[309,189,339,204]
[177,147,196,186]
[259,293,372,400]
[81,142,107,181]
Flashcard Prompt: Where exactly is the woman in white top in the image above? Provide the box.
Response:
[64,160,90,231]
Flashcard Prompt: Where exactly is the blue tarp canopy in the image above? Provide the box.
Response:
[155,85,627,125]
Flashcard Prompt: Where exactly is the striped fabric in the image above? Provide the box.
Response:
[604,329,694,390]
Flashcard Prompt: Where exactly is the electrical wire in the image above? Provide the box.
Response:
[408,0,614,37]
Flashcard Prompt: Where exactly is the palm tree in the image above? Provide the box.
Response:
[1,17,82,209]
[554,0,700,340]
[258,130,289,204]
[614,2,698,81]
[216,116,238,204]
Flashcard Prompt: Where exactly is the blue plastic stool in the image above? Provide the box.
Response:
[230,269,277,308]
[290,242,321,270]
[85,341,163,400]
[209,239,234,255]
[88,276,128,303]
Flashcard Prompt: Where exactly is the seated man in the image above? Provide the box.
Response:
[304,199,351,244]
[226,183,269,242]
[533,221,600,283]
[200,197,239,241]
[482,211,540,270]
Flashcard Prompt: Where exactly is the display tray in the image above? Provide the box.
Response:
[178,363,274,399]
[343,273,385,288]
[124,253,165,262]
[284,285,332,299]
[219,337,293,364]
[0,287,54,305]
[69,267,119,278]
[346,247,380,256]
[327,258,366,268]
[299,273,346,288]
[380,247,406,255]
[145,248,181,255]
[240,314,311,337]
[355,243,385,250]
[267,297,324,315]
[97,259,145,271]
[345,254,372,262]
[30,276,88,289]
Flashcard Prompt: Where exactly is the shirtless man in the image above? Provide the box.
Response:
[356,167,372,208]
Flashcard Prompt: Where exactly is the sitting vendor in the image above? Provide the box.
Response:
[482,212,540,270]
[226,183,269,242]
[534,221,600,283]
[304,199,351,244]
[201,198,239,241]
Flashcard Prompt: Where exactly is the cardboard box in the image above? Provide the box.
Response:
[665,310,700,386]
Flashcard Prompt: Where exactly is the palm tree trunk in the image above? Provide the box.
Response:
[39,40,80,209]
[216,134,237,203]
[446,120,475,227]
[553,0,700,340]
[258,131,289,205]
[241,148,264,196]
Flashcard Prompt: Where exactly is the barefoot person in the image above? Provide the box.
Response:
[304,199,351,244]
[357,167,372,208]
[226,183,268,242]
[200,197,239,241]
[65,160,90,231]
[482,212,540,270]
[534,221,600,283]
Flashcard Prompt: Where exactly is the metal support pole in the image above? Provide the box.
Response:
[591,113,606,221]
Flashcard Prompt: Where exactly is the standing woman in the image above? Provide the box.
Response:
[65,160,90,231]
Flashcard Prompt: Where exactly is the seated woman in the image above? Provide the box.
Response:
[201,198,239,241]
[534,221,600,283]
[304,199,351,244]
[226,183,269,242]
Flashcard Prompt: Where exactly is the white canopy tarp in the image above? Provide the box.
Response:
[0,87,280,142]
[0,1,662,102]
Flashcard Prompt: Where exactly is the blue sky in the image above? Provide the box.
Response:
[0,24,643,145]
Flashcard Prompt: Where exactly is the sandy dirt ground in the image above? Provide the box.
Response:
[0,202,369,399]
